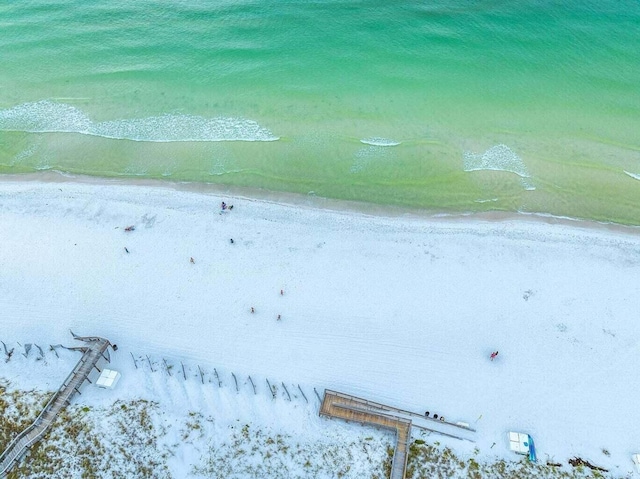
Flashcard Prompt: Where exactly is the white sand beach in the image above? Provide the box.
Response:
[1,175,640,477]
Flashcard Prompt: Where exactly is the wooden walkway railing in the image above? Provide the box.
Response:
[0,334,112,477]
[323,390,476,435]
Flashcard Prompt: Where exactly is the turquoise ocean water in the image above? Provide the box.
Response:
[1,1,639,224]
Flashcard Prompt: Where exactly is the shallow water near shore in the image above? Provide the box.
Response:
[1,1,639,224]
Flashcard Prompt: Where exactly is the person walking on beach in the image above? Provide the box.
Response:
[490,351,499,361]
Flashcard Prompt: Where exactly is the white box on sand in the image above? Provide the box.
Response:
[96,369,121,389]
[508,432,530,455]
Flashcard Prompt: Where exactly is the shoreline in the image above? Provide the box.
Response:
[2,170,639,237]
[2,170,640,474]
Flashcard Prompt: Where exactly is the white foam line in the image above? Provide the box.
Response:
[464,166,530,179]
[360,137,400,147]
[0,101,280,143]
[623,170,640,181]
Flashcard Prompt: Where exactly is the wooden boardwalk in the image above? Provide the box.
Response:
[319,389,476,479]
[0,334,112,477]
[320,390,412,479]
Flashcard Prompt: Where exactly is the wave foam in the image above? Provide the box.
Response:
[0,101,92,133]
[0,101,279,142]
[360,137,400,147]
[463,144,529,177]
[464,144,535,190]
[624,170,640,181]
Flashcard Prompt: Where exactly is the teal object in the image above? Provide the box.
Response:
[527,435,537,463]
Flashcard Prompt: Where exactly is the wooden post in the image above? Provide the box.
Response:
[146,355,154,372]
[248,376,257,395]
[214,368,221,387]
[181,362,186,380]
[232,373,238,392]
[314,387,322,403]
[298,385,308,403]
[198,365,204,384]
[131,352,138,369]
[164,359,172,376]
[266,379,276,399]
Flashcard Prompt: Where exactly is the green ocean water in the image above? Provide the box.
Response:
[0,1,639,223]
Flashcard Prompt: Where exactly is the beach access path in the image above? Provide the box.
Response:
[0,335,112,477]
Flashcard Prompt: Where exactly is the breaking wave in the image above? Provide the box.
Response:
[360,137,400,147]
[463,144,535,190]
[623,170,640,181]
[0,101,279,142]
